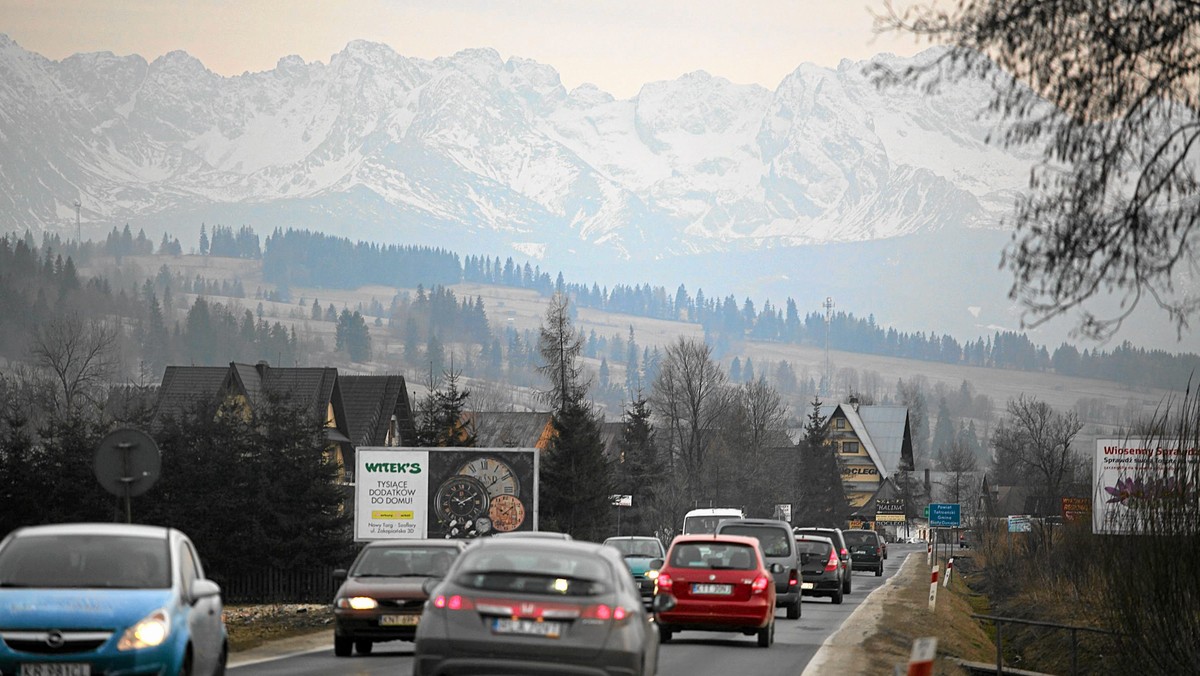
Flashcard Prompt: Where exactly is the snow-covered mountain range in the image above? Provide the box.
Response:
[14,34,1185,352]
[0,34,1038,257]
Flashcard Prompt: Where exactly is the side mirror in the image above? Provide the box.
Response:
[648,558,664,570]
[332,568,348,581]
[421,577,442,597]
[769,563,785,575]
[190,579,221,604]
[651,593,676,614]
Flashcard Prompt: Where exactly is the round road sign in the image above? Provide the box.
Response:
[93,428,161,497]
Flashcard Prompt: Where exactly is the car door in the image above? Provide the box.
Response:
[179,538,222,674]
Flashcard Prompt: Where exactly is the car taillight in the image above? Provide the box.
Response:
[655,572,673,594]
[840,547,849,559]
[788,569,799,587]
[875,546,882,556]
[751,574,770,594]
[432,594,475,610]
[825,550,839,572]
[585,604,630,622]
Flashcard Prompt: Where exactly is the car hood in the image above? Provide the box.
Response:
[621,557,659,576]
[337,575,432,598]
[0,588,174,629]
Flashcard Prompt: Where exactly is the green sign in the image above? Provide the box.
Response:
[923,505,929,518]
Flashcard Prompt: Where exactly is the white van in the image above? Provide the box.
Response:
[681,508,746,535]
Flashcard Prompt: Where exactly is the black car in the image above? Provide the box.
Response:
[793,527,852,594]
[794,534,844,604]
[841,529,884,576]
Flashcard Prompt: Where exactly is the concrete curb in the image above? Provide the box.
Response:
[228,629,333,668]
[799,552,921,676]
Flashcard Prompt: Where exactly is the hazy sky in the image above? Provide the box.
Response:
[0,0,932,98]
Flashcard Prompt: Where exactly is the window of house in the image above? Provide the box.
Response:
[835,418,845,430]
[842,441,860,455]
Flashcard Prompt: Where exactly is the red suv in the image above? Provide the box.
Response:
[654,534,779,648]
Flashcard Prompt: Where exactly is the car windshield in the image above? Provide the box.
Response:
[351,547,458,577]
[0,534,170,589]
[606,539,662,558]
[455,548,612,596]
[668,542,757,570]
[719,525,791,557]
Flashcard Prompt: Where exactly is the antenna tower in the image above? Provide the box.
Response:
[73,199,81,242]
[823,296,834,397]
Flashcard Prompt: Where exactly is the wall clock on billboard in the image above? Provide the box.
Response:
[434,475,490,524]
[489,494,526,532]
[455,456,520,498]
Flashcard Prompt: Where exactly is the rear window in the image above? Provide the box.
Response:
[796,529,840,546]
[668,542,757,570]
[0,533,171,589]
[718,525,792,557]
[352,546,459,577]
[841,531,878,546]
[794,540,832,556]
[455,547,612,596]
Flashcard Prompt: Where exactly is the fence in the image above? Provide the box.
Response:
[216,565,342,604]
[971,614,1118,676]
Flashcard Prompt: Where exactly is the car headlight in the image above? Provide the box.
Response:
[336,596,379,610]
[645,569,659,580]
[117,609,170,651]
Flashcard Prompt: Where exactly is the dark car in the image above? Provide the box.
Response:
[0,523,228,676]
[715,518,802,619]
[841,529,884,576]
[603,536,667,609]
[793,527,852,594]
[794,534,844,604]
[654,534,780,648]
[413,538,666,675]
[332,539,468,656]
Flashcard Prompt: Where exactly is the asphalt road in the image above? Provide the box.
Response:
[230,544,918,676]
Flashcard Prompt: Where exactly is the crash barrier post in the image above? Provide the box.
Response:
[972,614,1120,676]
[906,636,937,676]
[942,557,953,587]
[928,565,938,611]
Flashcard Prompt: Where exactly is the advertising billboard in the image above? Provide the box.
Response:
[875,498,906,523]
[355,447,538,541]
[1093,438,1199,534]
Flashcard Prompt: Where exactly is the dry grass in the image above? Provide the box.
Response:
[223,604,333,652]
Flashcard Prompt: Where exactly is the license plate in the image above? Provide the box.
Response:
[380,614,420,626]
[492,618,563,638]
[691,583,732,595]
[20,665,91,676]
[801,582,815,590]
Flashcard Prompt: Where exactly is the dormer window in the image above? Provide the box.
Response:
[835,418,846,430]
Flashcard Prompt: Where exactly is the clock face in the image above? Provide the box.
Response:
[488,494,526,532]
[456,456,520,499]
[435,475,490,523]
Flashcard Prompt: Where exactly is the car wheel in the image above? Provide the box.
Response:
[876,562,884,577]
[757,620,774,648]
[843,574,852,595]
[355,639,373,655]
[213,641,228,676]
[659,625,673,643]
[176,648,193,676]
[334,636,353,657]
[787,596,801,619]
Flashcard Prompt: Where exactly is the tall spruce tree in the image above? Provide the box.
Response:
[615,395,663,536]
[792,396,850,526]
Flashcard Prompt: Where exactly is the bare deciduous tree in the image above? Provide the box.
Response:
[875,1,1200,339]
[991,394,1085,507]
[651,337,729,500]
[30,314,119,415]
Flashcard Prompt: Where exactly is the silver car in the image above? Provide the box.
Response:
[413,538,669,675]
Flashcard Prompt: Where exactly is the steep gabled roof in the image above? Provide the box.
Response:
[856,406,913,476]
[832,403,890,478]
[153,366,228,420]
[468,411,553,449]
[340,375,414,447]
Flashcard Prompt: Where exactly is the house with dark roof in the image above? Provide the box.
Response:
[819,398,916,512]
[468,411,554,451]
[338,375,417,448]
[152,361,353,479]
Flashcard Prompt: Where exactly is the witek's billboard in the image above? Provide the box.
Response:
[355,447,538,541]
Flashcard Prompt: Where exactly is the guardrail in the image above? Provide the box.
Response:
[971,614,1118,675]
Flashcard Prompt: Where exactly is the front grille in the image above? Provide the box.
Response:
[378,599,425,611]
[2,630,111,654]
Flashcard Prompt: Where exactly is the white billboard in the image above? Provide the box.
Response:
[355,447,539,542]
[1093,438,1200,534]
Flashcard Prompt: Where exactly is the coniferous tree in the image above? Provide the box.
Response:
[541,400,613,540]
[614,395,663,536]
[792,396,850,527]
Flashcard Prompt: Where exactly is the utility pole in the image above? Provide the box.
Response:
[822,296,834,397]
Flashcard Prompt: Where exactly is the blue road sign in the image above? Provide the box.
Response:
[929,503,961,527]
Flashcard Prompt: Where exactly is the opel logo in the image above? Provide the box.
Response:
[45,631,65,649]
[708,574,716,581]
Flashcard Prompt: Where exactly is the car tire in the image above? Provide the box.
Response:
[832,584,844,604]
[875,562,884,577]
[659,626,673,643]
[843,574,852,595]
[787,596,801,619]
[213,641,228,676]
[334,636,353,657]
[757,620,774,648]
[176,648,193,676]
[355,640,373,655]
